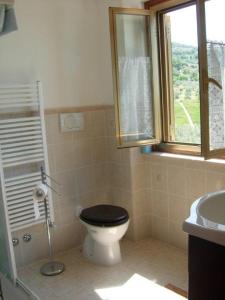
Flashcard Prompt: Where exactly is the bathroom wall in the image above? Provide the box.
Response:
[124,148,225,249]
[2,0,143,268]
[13,107,114,267]
[13,105,225,267]
[3,0,225,269]
[105,107,225,249]
[0,0,122,108]
[143,153,225,249]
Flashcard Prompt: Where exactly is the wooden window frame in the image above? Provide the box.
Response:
[109,0,225,159]
[109,7,162,148]
[144,0,202,156]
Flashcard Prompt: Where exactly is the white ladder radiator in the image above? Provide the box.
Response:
[0,82,54,232]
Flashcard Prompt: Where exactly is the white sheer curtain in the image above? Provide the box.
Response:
[118,57,154,142]
[208,42,225,150]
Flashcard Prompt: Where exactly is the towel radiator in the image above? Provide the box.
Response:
[0,81,54,232]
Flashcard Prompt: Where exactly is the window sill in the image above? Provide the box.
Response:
[141,149,225,165]
[154,143,201,156]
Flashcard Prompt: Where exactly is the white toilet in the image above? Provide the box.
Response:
[80,204,129,266]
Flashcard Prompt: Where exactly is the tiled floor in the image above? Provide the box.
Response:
[18,238,188,300]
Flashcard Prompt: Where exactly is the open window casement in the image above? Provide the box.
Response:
[197,0,225,159]
[159,14,176,142]
[109,8,161,148]
[109,1,225,158]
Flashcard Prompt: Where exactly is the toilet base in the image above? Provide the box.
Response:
[83,234,122,266]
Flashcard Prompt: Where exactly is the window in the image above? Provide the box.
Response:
[159,4,200,144]
[109,8,161,147]
[109,0,225,159]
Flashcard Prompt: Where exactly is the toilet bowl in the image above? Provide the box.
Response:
[80,204,129,266]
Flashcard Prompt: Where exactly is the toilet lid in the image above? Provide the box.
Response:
[80,204,129,227]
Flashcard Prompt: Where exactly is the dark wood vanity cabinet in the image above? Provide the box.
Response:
[188,235,225,300]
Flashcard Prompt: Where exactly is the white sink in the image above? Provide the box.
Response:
[183,190,225,246]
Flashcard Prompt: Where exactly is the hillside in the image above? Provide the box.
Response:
[171,43,200,143]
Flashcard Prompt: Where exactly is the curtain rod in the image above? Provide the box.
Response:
[207,41,225,46]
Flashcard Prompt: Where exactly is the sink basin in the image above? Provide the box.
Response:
[197,190,225,227]
[183,190,225,246]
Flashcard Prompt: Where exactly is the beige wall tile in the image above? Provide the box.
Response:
[145,162,152,189]
[133,214,151,241]
[131,163,147,191]
[120,147,131,164]
[168,195,188,224]
[132,189,151,217]
[206,171,225,193]
[76,166,95,195]
[130,148,145,165]
[61,221,83,251]
[205,160,225,173]
[93,163,110,190]
[111,164,131,191]
[146,152,168,164]
[73,138,93,167]
[91,137,107,163]
[151,163,167,192]
[106,137,121,163]
[56,170,78,198]
[53,201,63,225]
[78,191,95,209]
[186,168,206,205]
[151,190,169,219]
[125,218,136,240]
[58,201,76,226]
[184,158,206,170]
[93,188,111,205]
[105,109,116,137]
[18,227,49,266]
[167,165,187,197]
[166,157,185,167]
[111,188,133,218]
[21,236,49,265]
[54,141,75,172]
[169,221,187,249]
[90,110,106,137]
[152,216,169,243]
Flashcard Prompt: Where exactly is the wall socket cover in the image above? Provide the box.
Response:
[60,113,84,132]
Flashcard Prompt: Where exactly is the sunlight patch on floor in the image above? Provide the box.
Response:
[95,273,186,300]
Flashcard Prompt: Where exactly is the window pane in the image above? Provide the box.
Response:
[205,0,225,150]
[165,5,201,144]
[115,14,155,144]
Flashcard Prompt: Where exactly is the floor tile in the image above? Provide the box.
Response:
[18,238,188,300]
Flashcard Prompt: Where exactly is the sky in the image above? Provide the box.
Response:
[168,0,225,47]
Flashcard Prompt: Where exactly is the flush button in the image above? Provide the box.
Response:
[60,113,84,132]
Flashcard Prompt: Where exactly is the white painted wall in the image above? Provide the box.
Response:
[0,0,122,108]
[0,1,62,108]
[121,0,144,8]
